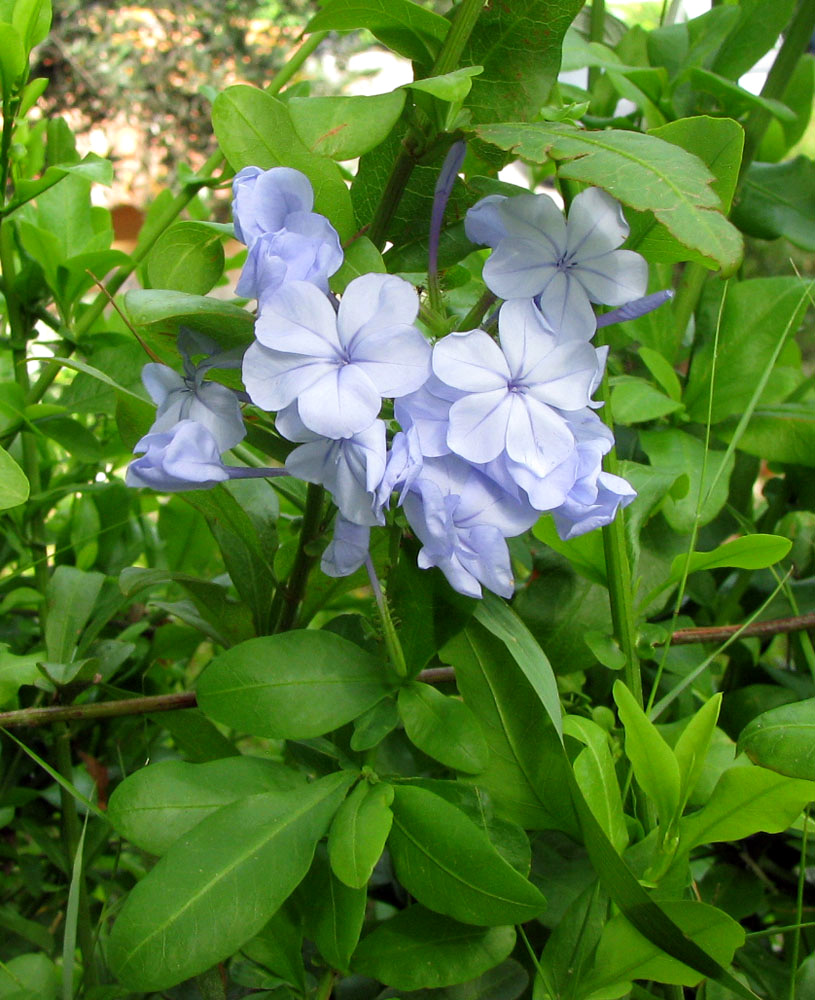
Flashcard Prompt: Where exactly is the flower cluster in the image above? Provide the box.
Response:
[127,164,664,600]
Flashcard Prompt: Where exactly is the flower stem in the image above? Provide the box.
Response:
[367,0,486,249]
[366,556,408,678]
[273,484,325,633]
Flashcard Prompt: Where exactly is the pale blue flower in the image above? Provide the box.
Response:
[277,404,387,526]
[232,166,315,245]
[141,359,245,453]
[243,274,432,439]
[432,299,601,476]
[322,516,371,578]
[466,187,648,340]
[394,374,462,459]
[126,420,231,492]
[402,455,537,599]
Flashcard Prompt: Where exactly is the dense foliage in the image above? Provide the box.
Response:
[0,2,814,999]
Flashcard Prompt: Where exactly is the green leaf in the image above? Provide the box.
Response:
[639,429,734,533]
[181,487,276,634]
[288,92,405,160]
[330,235,385,295]
[408,67,484,104]
[241,907,305,992]
[123,289,254,360]
[298,849,365,972]
[196,631,393,739]
[350,696,399,751]
[626,116,744,267]
[0,645,43,708]
[532,515,607,587]
[461,0,585,125]
[718,402,815,467]
[0,953,57,1000]
[684,277,810,424]
[563,716,628,852]
[11,0,51,50]
[610,377,684,424]
[44,566,105,665]
[0,445,29,509]
[352,906,516,990]
[758,53,815,160]
[444,620,576,832]
[107,757,307,855]
[0,22,25,100]
[687,67,796,124]
[539,883,607,1000]
[639,346,683,402]
[475,121,743,272]
[674,694,722,810]
[738,698,815,781]
[732,158,815,251]
[107,771,353,992]
[678,764,815,852]
[387,784,547,926]
[9,155,113,211]
[668,534,792,585]
[33,414,102,462]
[212,85,355,239]
[583,900,745,994]
[613,680,681,831]
[398,682,489,774]
[304,0,450,65]
[146,221,225,295]
[328,780,394,888]
[712,0,796,81]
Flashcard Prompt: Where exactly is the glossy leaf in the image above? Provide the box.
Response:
[475,121,743,271]
[146,221,225,295]
[462,0,585,124]
[212,85,355,239]
[304,0,450,65]
[288,92,405,160]
[733,158,815,250]
[328,780,394,889]
[583,900,745,993]
[297,849,365,972]
[107,757,306,855]
[196,630,393,738]
[738,698,815,781]
[610,377,683,424]
[0,446,29,510]
[712,0,796,81]
[668,534,792,586]
[678,764,815,852]
[563,716,628,852]
[398,682,489,774]
[107,771,353,992]
[614,680,681,831]
[408,67,484,104]
[352,906,516,990]
[388,784,547,926]
[444,621,577,832]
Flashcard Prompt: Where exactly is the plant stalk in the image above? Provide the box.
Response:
[273,484,325,632]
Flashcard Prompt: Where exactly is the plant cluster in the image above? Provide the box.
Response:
[0,2,814,1000]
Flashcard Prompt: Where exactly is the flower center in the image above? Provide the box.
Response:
[556,250,577,271]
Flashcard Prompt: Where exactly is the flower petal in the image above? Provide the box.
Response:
[242,340,333,412]
[433,329,509,392]
[297,364,381,438]
[482,237,558,300]
[352,326,431,397]
[566,187,629,258]
[337,273,419,349]
[575,249,649,307]
[254,281,341,358]
[446,389,512,463]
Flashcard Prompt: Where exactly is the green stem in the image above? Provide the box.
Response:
[315,969,336,1000]
[54,723,97,988]
[273,484,325,633]
[740,0,815,180]
[368,0,486,249]
[457,288,496,331]
[366,556,407,678]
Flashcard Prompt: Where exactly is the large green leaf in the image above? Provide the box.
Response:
[398,682,489,774]
[328,780,394,888]
[288,92,405,160]
[678,764,815,852]
[461,0,584,124]
[196,630,393,738]
[684,277,810,423]
[107,757,306,855]
[627,116,744,267]
[718,402,815,467]
[107,771,353,991]
[474,121,743,271]
[352,906,516,990]
[212,85,355,239]
[444,621,577,832]
[304,0,450,65]
[146,221,225,295]
[388,785,547,926]
[711,0,796,81]
[738,699,815,781]
[732,158,815,251]
[582,900,745,994]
